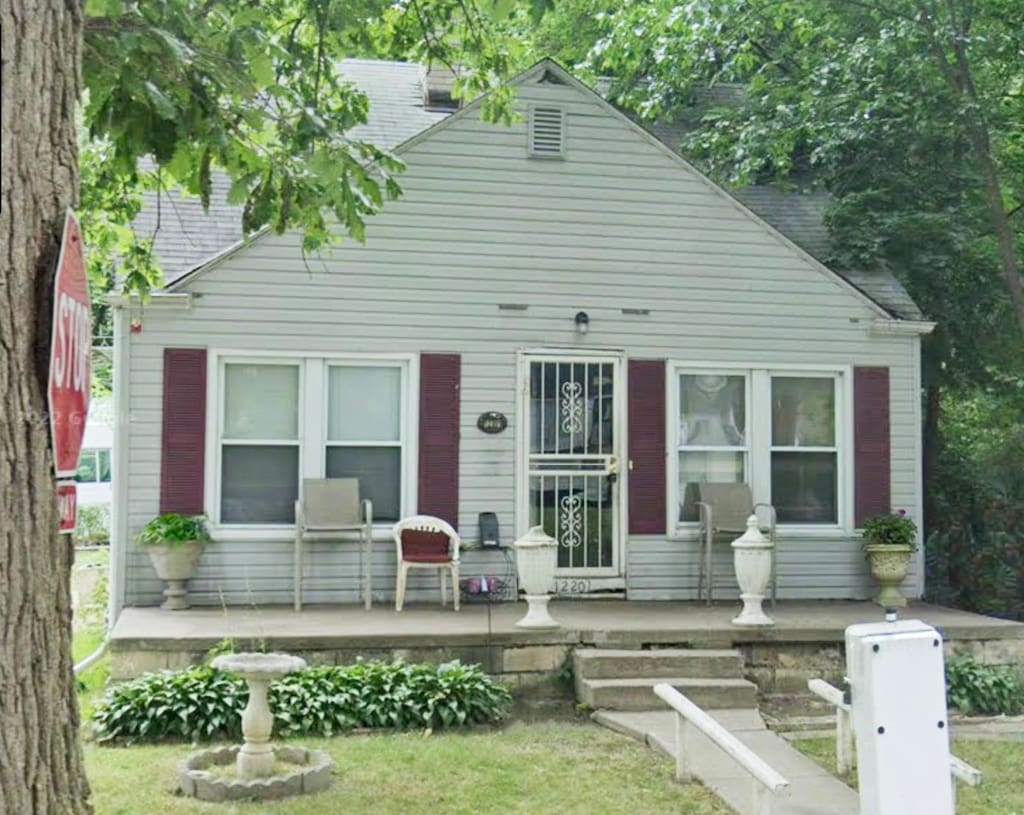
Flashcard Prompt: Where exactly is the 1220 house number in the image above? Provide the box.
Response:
[555,579,591,595]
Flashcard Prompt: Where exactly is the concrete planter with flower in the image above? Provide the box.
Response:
[862,510,917,608]
[136,513,211,610]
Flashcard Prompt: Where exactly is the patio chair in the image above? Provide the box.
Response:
[294,478,373,612]
[392,515,461,612]
[695,483,777,606]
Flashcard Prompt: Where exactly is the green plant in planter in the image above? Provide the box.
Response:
[135,513,211,547]
[862,510,918,608]
[137,514,211,609]
[862,510,918,550]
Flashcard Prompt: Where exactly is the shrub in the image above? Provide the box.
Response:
[862,510,918,550]
[946,655,1024,716]
[93,660,512,744]
[926,389,1024,621]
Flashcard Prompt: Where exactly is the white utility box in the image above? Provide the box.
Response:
[845,619,953,815]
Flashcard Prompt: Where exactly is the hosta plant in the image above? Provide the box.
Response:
[135,513,210,547]
[93,660,512,744]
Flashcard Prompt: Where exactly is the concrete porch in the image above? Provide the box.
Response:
[110,600,1024,695]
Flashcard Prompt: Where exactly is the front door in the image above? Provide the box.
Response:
[519,354,624,589]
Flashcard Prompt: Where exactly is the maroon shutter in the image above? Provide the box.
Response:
[159,348,207,515]
[628,359,666,534]
[418,354,461,526]
[854,366,891,526]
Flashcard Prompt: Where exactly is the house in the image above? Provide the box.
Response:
[77,395,113,508]
[107,59,934,616]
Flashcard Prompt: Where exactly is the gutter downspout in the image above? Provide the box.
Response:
[107,303,130,629]
[78,307,130,676]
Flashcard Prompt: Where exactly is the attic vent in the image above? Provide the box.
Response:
[529,106,566,158]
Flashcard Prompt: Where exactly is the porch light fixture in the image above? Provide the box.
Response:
[574,311,590,335]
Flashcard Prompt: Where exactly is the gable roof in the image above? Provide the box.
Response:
[142,58,923,321]
[648,99,923,321]
[135,60,447,286]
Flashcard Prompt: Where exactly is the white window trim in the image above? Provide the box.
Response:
[76,448,112,483]
[672,370,752,524]
[204,350,418,540]
[665,361,853,538]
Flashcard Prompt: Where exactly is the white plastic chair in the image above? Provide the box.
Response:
[294,478,373,611]
[392,515,460,612]
[696,483,777,605]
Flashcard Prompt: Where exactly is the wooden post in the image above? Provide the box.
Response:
[836,705,853,776]
[754,780,773,815]
[675,714,693,783]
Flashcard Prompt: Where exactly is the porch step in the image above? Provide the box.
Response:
[574,648,744,681]
[579,676,758,711]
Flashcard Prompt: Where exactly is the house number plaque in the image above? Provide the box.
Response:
[476,411,508,434]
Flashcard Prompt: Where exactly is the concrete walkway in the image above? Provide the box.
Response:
[593,708,859,815]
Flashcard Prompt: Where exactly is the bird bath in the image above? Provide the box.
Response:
[178,652,334,801]
[212,652,306,778]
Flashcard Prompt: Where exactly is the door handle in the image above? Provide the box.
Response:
[606,457,619,484]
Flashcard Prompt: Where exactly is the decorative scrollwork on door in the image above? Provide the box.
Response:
[559,493,583,548]
[560,380,584,435]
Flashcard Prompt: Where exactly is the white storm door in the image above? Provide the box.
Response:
[522,355,623,578]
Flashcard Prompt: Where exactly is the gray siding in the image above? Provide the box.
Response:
[120,72,921,606]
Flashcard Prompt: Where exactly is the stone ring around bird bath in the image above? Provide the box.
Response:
[178,652,335,802]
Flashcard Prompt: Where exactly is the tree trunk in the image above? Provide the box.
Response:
[922,382,941,535]
[0,2,92,814]
[968,123,1024,344]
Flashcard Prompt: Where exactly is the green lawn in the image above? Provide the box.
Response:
[792,736,1024,814]
[84,722,731,815]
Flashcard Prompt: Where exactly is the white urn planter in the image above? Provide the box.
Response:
[731,515,775,627]
[146,541,205,610]
[513,525,559,629]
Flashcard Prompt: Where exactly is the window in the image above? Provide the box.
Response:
[670,366,846,530]
[76,448,111,483]
[325,365,404,522]
[676,373,748,522]
[220,363,301,524]
[771,376,838,524]
[215,356,411,528]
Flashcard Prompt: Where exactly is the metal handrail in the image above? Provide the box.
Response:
[654,683,789,798]
[807,677,982,798]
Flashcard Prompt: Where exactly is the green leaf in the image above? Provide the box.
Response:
[85,0,124,18]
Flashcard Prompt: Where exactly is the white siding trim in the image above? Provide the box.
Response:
[912,336,925,597]
[109,306,131,624]
[871,319,936,336]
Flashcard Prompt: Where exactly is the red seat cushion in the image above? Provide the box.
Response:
[401,529,452,563]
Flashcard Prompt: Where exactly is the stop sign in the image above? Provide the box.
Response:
[48,210,91,478]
